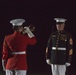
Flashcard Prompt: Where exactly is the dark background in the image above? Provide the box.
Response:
[0,0,76,75]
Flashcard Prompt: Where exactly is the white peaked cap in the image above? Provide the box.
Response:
[54,18,67,22]
[10,19,25,26]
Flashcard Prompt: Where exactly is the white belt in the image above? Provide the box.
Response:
[52,47,66,50]
[11,51,26,54]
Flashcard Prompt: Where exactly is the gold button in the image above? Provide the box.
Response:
[56,45,58,47]
[56,43,58,45]
[57,40,58,41]
[57,37,59,39]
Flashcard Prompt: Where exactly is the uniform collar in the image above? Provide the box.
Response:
[14,31,21,35]
[58,30,65,33]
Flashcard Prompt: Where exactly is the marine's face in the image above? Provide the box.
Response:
[18,26,24,32]
[56,23,65,31]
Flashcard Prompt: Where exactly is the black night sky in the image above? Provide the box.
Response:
[0,0,76,75]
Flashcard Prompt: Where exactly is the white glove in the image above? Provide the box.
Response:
[2,59,6,71]
[46,59,51,65]
[65,62,71,67]
[24,27,35,38]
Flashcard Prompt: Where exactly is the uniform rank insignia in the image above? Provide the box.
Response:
[69,38,73,45]
[69,49,73,55]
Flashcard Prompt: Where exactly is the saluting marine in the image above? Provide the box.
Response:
[46,18,73,75]
[2,19,37,75]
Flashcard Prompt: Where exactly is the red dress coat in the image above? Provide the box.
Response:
[2,31,37,70]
